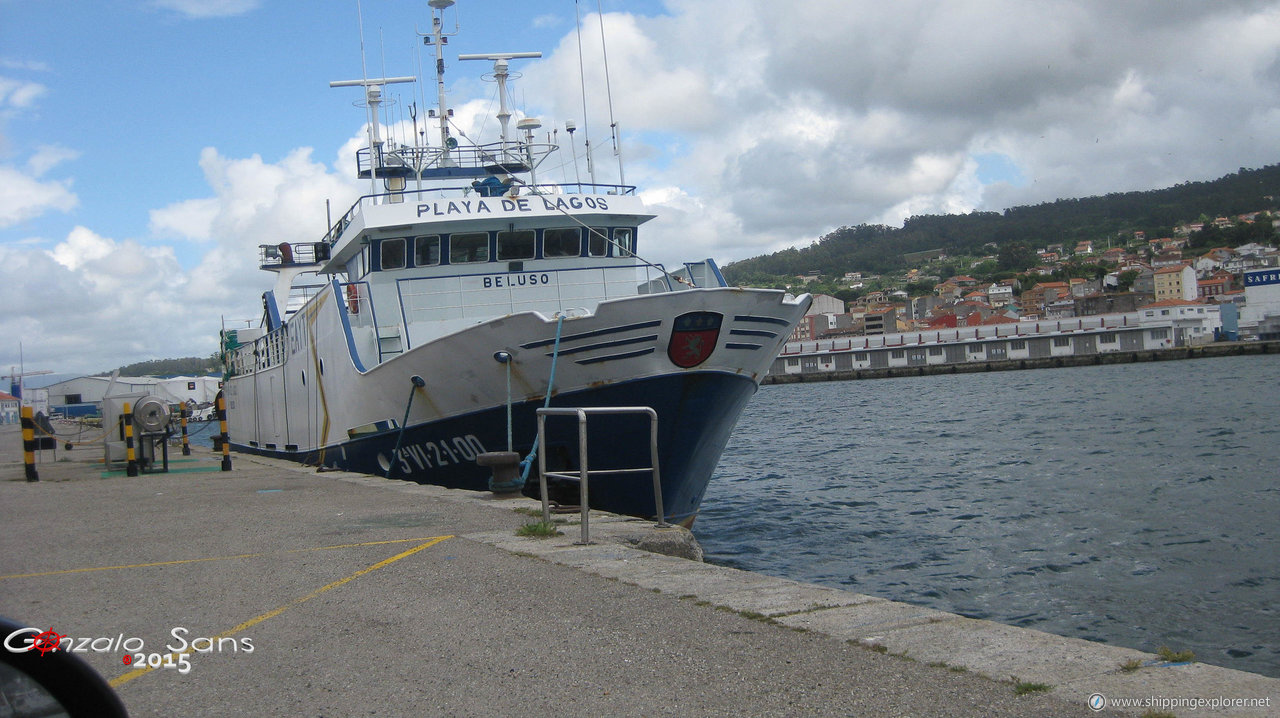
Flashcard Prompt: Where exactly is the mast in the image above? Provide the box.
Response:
[458,51,542,167]
[424,0,457,167]
[330,76,415,196]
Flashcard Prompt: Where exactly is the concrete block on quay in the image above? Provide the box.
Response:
[571,552,777,595]
[697,579,876,618]
[865,616,1152,689]
[773,599,955,638]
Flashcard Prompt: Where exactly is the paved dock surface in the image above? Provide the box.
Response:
[2,425,1275,716]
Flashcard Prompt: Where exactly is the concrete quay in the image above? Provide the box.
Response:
[2,427,1275,716]
[763,339,1280,384]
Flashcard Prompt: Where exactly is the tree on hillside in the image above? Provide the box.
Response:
[997,242,1037,271]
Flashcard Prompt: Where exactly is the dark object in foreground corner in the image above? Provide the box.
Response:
[0,617,129,717]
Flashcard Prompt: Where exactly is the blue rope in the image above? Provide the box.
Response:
[516,314,565,484]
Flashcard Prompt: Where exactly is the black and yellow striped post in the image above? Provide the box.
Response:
[216,392,231,471]
[20,406,38,482]
[123,402,138,477]
[180,406,191,456]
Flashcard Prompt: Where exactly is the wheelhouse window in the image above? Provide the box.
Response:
[614,228,634,257]
[543,227,581,258]
[379,238,406,270]
[414,235,441,266]
[587,227,609,257]
[496,230,535,260]
[450,232,489,263]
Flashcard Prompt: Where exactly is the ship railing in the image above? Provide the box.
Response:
[259,242,331,268]
[535,407,671,544]
[357,140,559,179]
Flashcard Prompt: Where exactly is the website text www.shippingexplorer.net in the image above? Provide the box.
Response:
[1088,692,1272,712]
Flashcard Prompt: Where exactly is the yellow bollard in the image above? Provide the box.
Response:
[216,393,231,471]
[180,406,191,456]
[20,406,38,482]
[124,402,138,477]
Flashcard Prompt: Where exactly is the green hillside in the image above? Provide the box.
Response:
[723,164,1280,285]
[100,356,221,377]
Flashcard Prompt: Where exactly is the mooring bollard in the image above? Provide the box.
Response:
[20,406,38,482]
[123,402,138,477]
[478,451,522,493]
[216,393,231,471]
[180,406,191,456]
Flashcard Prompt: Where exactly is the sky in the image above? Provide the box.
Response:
[4,0,1280,376]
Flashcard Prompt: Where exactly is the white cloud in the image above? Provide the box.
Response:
[149,197,220,241]
[0,165,77,228]
[27,145,79,176]
[525,11,720,135]
[0,228,190,372]
[0,60,52,73]
[48,225,113,272]
[150,0,260,19]
[514,0,1280,265]
[0,76,47,110]
[158,145,361,307]
[5,139,363,373]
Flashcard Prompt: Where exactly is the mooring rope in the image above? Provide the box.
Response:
[515,313,566,485]
[385,375,426,479]
[32,417,120,447]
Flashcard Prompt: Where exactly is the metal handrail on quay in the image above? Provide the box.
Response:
[535,406,670,544]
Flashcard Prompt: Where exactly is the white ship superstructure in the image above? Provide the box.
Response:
[221,1,810,523]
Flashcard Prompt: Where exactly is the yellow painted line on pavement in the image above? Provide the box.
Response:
[108,535,452,688]
[0,536,453,580]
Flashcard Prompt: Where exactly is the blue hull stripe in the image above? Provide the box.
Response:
[574,347,656,365]
[520,320,662,349]
[551,334,658,357]
[733,315,791,326]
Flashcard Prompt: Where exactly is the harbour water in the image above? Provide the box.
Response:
[695,354,1280,678]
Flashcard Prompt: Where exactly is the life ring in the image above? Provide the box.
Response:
[346,284,360,314]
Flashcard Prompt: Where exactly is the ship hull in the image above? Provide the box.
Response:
[231,370,757,524]
[224,284,808,523]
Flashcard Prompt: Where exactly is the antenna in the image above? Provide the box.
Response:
[421,0,459,166]
[596,0,625,186]
[458,52,542,147]
[573,1,596,186]
[565,120,582,187]
[517,117,542,185]
[330,76,416,195]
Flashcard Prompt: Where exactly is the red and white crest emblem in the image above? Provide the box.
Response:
[667,311,722,368]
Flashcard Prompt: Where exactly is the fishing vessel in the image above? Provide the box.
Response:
[220,0,810,524]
